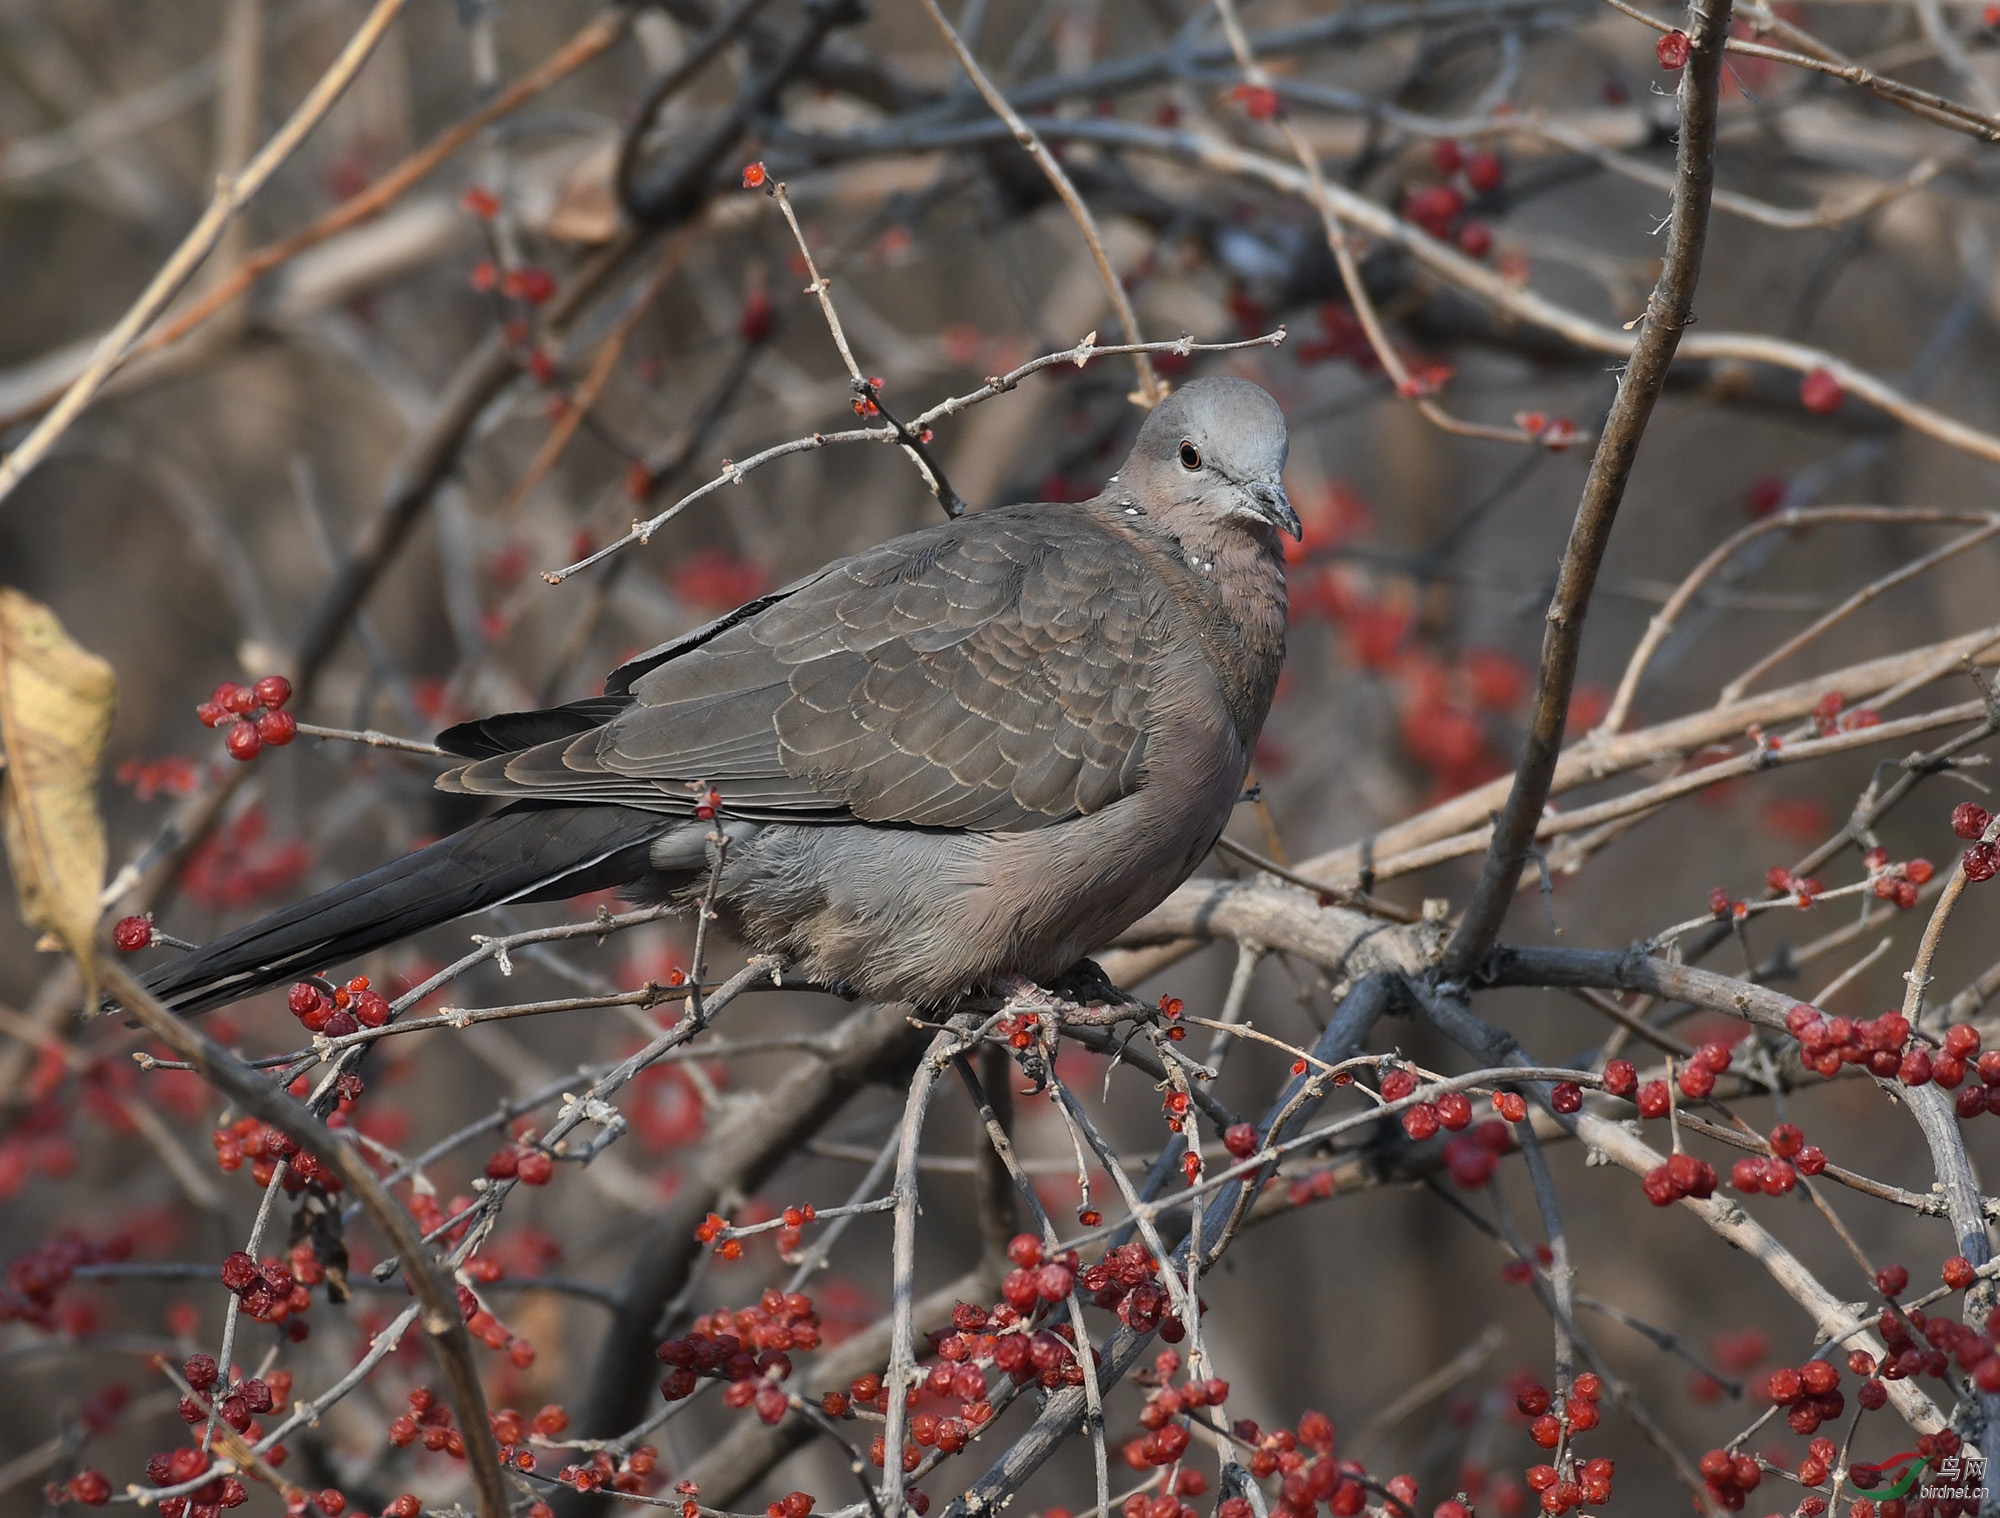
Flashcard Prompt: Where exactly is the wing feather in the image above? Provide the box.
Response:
[434,506,1172,830]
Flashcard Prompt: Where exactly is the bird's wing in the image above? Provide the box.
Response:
[438,509,1170,831]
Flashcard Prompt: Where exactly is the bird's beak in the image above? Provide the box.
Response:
[1249,480,1302,540]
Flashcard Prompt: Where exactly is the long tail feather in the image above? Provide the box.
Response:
[139,804,669,1016]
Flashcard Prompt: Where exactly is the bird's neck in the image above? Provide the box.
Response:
[1183,524,1289,744]
[1104,501,1288,748]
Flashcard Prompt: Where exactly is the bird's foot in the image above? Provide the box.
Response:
[992,973,1078,1018]
[991,961,1140,1022]
[1044,956,1143,1011]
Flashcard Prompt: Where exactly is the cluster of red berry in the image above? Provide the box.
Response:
[771,1202,818,1257]
[1761,1353,1853,1437]
[1787,1004,1988,1095]
[1382,1067,1475,1140]
[176,1355,288,1437]
[386,1386,468,1458]
[1510,412,1579,451]
[287,975,389,1037]
[1504,1378,1613,1513]
[1809,689,1880,735]
[1953,801,1999,880]
[196,676,295,761]
[1241,1407,1405,1517]
[219,1248,312,1328]
[1078,1238,1180,1339]
[1872,1265,2000,1393]
[550,1445,657,1496]
[1440,1119,1516,1189]
[1400,141,1504,259]
[694,1210,742,1259]
[1119,1370,1230,1483]
[999,1232,1079,1312]
[1727,1122,1816,1196]
[657,1289,821,1415]
[139,1447,250,1518]
[450,1280,530,1361]
[0,1228,130,1329]
[484,1141,556,1186]
[480,1402,573,1480]
[1867,848,1936,908]
[994,1010,1043,1050]
[211,1117,345,1198]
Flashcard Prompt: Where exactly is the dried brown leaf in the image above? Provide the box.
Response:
[0,588,115,990]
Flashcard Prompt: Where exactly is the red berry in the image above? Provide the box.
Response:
[742,162,768,189]
[1435,1091,1472,1130]
[1232,84,1280,120]
[1223,1122,1258,1158]
[1456,221,1492,259]
[1944,1256,1977,1289]
[1432,139,1463,174]
[1402,1103,1440,1140]
[1945,1024,1981,1059]
[516,1151,554,1186]
[1494,1091,1528,1122]
[738,289,774,344]
[224,720,262,760]
[1601,1059,1637,1097]
[1952,802,1991,839]
[1678,1063,1715,1099]
[505,267,557,305]
[68,1471,111,1506]
[1695,1041,1732,1074]
[218,683,258,715]
[1635,1080,1670,1118]
[1768,1123,1803,1157]
[196,701,228,728]
[1006,1233,1043,1267]
[1875,1264,1908,1297]
[1550,1081,1582,1114]
[1898,1048,1933,1086]
[1966,842,2000,882]
[112,915,154,951]
[1464,151,1504,192]
[1656,28,1690,66]
[253,675,292,709]
[1381,1069,1418,1102]
[1799,367,1843,415]
[1795,1144,1827,1175]
[257,709,297,746]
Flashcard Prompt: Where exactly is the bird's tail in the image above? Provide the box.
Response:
[138,803,672,1016]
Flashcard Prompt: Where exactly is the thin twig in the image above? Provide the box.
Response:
[1443,0,1734,974]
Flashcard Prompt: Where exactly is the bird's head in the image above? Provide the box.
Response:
[1117,375,1298,543]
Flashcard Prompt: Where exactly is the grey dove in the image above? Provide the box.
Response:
[141,376,1297,1015]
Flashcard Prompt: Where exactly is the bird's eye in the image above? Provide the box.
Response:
[1178,442,1201,470]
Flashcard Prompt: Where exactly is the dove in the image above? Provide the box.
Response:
[140,376,1297,1015]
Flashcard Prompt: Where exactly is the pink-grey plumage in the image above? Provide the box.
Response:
[142,377,1295,1014]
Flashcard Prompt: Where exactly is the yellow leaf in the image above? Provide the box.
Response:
[0,588,115,992]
